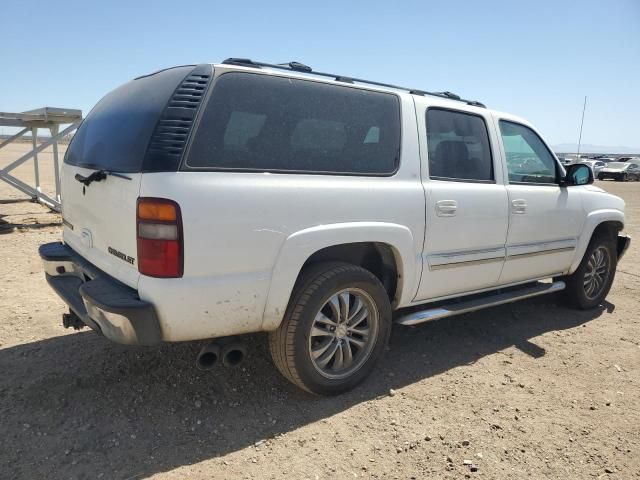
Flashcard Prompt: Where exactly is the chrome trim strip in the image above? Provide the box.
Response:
[430,246,505,259]
[396,281,566,326]
[506,246,575,260]
[507,237,576,249]
[428,246,506,270]
[430,255,505,270]
[427,239,577,270]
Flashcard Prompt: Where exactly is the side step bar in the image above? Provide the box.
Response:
[395,281,566,326]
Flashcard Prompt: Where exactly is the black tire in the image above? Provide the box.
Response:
[269,262,392,395]
[562,233,617,309]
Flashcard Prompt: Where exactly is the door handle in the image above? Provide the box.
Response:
[512,199,527,214]
[435,200,458,217]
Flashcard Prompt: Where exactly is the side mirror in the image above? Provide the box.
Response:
[563,163,594,186]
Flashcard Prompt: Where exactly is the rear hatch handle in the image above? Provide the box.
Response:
[75,169,131,186]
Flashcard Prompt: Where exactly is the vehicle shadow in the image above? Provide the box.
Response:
[0,296,611,479]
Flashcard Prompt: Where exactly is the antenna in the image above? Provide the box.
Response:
[576,96,587,158]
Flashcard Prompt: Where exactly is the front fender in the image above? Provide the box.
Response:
[568,209,624,274]
[261,222,418,331]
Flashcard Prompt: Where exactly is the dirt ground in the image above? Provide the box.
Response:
[1,144,639,479]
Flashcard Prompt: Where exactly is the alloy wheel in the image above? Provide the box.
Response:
[583,246,611,300]
[308,288,379,379]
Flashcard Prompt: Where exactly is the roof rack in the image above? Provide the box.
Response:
[221,58,486,108]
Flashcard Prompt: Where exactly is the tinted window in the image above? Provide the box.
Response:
[223,111,266,148]
[291,119,346,151]
[426,109,493,182]
[499,121,558,184]
[65,66,193,172]
[186,73,401,174]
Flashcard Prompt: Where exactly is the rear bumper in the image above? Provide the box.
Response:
[39,242,162,345]
[617,234,631,261]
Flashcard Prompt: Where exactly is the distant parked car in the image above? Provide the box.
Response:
[596,157,616,163]
[617,157,640,165]
[581,160,606,176]
[558,157,573,166]
[598,162,640,181]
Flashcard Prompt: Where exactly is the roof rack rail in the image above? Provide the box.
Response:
[221,58,486,108]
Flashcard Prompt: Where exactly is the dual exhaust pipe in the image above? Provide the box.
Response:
[196,339,247,370]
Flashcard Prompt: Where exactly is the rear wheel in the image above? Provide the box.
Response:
[562,233,617,309]
[269,262,392,395]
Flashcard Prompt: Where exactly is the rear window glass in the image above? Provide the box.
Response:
[65,66,192,173]
[186,73,401,175]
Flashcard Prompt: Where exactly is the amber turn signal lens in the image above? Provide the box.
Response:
[136,198,183,278]
[138,200,177,221]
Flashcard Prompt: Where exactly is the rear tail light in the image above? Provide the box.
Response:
[137,198,183,278]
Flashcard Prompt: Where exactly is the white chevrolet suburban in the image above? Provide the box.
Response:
[40,59,630,395]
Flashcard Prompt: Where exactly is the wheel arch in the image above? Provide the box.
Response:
[569,210,624,274]
[260,222,418,331]
[300,242,399,302]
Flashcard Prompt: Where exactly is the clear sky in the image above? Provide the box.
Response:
[1,0,638,149]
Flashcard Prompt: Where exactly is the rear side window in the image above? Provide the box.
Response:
[426,108,493,182]
[65,66,194,173]
[186,73,401,175]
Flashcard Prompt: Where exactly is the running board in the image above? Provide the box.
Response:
[395,281,566,326]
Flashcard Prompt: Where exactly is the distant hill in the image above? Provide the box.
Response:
[553,143,640,155]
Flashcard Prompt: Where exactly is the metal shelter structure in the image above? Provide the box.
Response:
[0,107,82,212]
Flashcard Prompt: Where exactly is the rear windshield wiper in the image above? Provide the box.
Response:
[75,169,131,186]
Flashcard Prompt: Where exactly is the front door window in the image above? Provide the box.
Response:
[499,120,558,184]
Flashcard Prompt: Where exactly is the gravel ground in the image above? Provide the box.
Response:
[1,146,639,479]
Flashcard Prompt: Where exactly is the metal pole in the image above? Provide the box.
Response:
[0,127,29,150]
[0,169,59,211]
[1,121,80,174]
[576,96,587,159]
[32,127,41,194]
[50,125,61,202]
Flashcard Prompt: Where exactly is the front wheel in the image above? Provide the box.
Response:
[562,234,617,309]
[269,262,392,395]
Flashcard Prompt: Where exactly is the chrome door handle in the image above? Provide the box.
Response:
[512,199,527,214]
[435,200,458,217]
